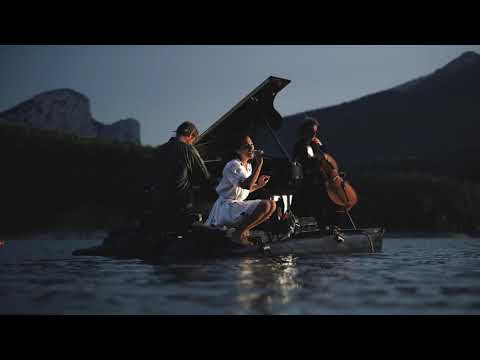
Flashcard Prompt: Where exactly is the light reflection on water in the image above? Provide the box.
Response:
[0,236,480,314]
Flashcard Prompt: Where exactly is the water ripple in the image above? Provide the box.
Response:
[1,236,480,314]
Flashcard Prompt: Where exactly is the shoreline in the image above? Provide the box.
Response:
[384,231,478,239]
[3,228,479,241]
[3,229,108,241]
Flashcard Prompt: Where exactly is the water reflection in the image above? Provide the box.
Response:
[235,255,302,313]
[147,253,359,314]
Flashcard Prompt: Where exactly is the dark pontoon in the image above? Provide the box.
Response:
[73,223,384,261]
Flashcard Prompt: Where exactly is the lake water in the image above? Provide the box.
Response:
[1,234,480,314]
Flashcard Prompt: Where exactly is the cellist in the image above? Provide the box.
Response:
[291,118,343,233]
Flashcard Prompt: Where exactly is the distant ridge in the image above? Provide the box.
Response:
[0,89,141,144]
[259,51,480,174]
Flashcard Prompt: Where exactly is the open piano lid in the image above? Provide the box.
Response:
[196,76,291,165]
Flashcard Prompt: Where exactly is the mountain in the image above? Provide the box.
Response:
[94,118,140,144]
[263,51,480,177]
[0,89,141,144]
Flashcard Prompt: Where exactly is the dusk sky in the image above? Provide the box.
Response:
[1,45,479,146]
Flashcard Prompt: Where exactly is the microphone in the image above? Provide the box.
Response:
[254,149,272,159]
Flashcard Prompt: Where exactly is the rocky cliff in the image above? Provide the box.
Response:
[0,89,141,144]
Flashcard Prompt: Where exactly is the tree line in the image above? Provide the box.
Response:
[1,121,479,236]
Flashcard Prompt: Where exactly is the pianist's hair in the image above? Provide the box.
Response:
[176,121,199,138]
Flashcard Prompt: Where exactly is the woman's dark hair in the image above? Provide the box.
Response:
[176,121,199,138]
[232,134,252,160]
[299,117,319,136]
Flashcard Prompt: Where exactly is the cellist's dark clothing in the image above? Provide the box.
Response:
[291,139,338,230]
[149,137,211,230]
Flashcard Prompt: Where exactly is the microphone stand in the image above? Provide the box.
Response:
[261,113,302,232]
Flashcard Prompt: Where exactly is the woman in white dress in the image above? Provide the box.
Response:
[205,135,276,245]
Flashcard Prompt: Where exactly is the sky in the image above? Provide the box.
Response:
[0,45,479,146]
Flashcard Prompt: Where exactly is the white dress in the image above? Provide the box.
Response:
[205,159,262,228]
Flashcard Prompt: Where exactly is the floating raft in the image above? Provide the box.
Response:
[73,222,384,261]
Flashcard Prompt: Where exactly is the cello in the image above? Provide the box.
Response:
[310,139,359,227]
